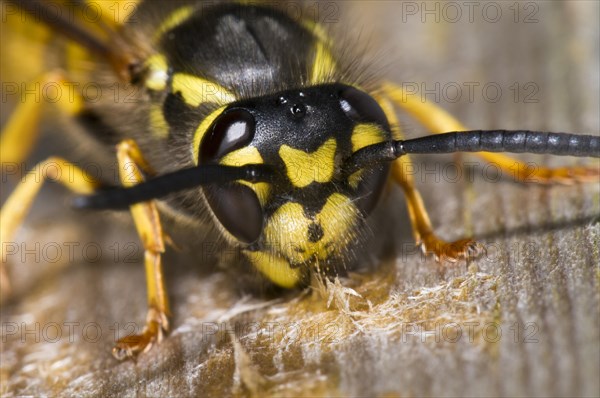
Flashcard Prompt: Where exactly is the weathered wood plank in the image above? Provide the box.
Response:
[1,1,598,396]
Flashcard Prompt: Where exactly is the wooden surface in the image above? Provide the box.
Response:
[1,1,599,397]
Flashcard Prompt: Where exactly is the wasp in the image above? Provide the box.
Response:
[1,0,598,362]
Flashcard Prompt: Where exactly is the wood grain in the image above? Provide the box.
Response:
[1,1,598,396]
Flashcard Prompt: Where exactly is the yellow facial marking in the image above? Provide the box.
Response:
[192,106,227,163]
[346,124,386,189]
[279,138,337,188]
[154,5,195,41]
[243,250,302,288]
[220,146,271,206]
[348,170,364,189]
[351,123,386,152]
[172,73,236,108]
[264,193,358,264]
[144,54,169,91]
[220,146,262,167]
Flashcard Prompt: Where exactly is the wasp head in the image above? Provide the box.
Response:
[198,84,392,285]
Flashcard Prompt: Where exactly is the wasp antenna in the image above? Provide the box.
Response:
[345,130,599,176]
[73,164,274,210]
[399,130,600,158]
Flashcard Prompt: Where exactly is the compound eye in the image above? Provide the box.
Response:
[339,86,390,130]
[353,165,390,216]
[199,108,262,244]
[204,183,263,244]
[200,108,255,162]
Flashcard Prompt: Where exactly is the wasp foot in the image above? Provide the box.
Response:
[418,235,484,263]
[112,307,170,361]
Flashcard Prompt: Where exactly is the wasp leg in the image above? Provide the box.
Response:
[0,158,99,299]
[1,70,84,299]
[1,71,83,166]
[380,81,599,184]
[391,157,482,262]
[111,139,169,360]
[376,96,482,262]
[86,0,142,27]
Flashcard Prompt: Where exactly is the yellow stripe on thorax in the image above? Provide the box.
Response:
[279,139,337,188]
[154,5,196,42]
[172,73,236,108]
[304,21,337,84]
[310,41,336,84]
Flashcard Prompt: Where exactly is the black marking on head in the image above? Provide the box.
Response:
[307,222,325,243]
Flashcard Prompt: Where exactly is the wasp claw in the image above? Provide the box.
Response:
[419,235,483,264]
[112,307,168,361]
